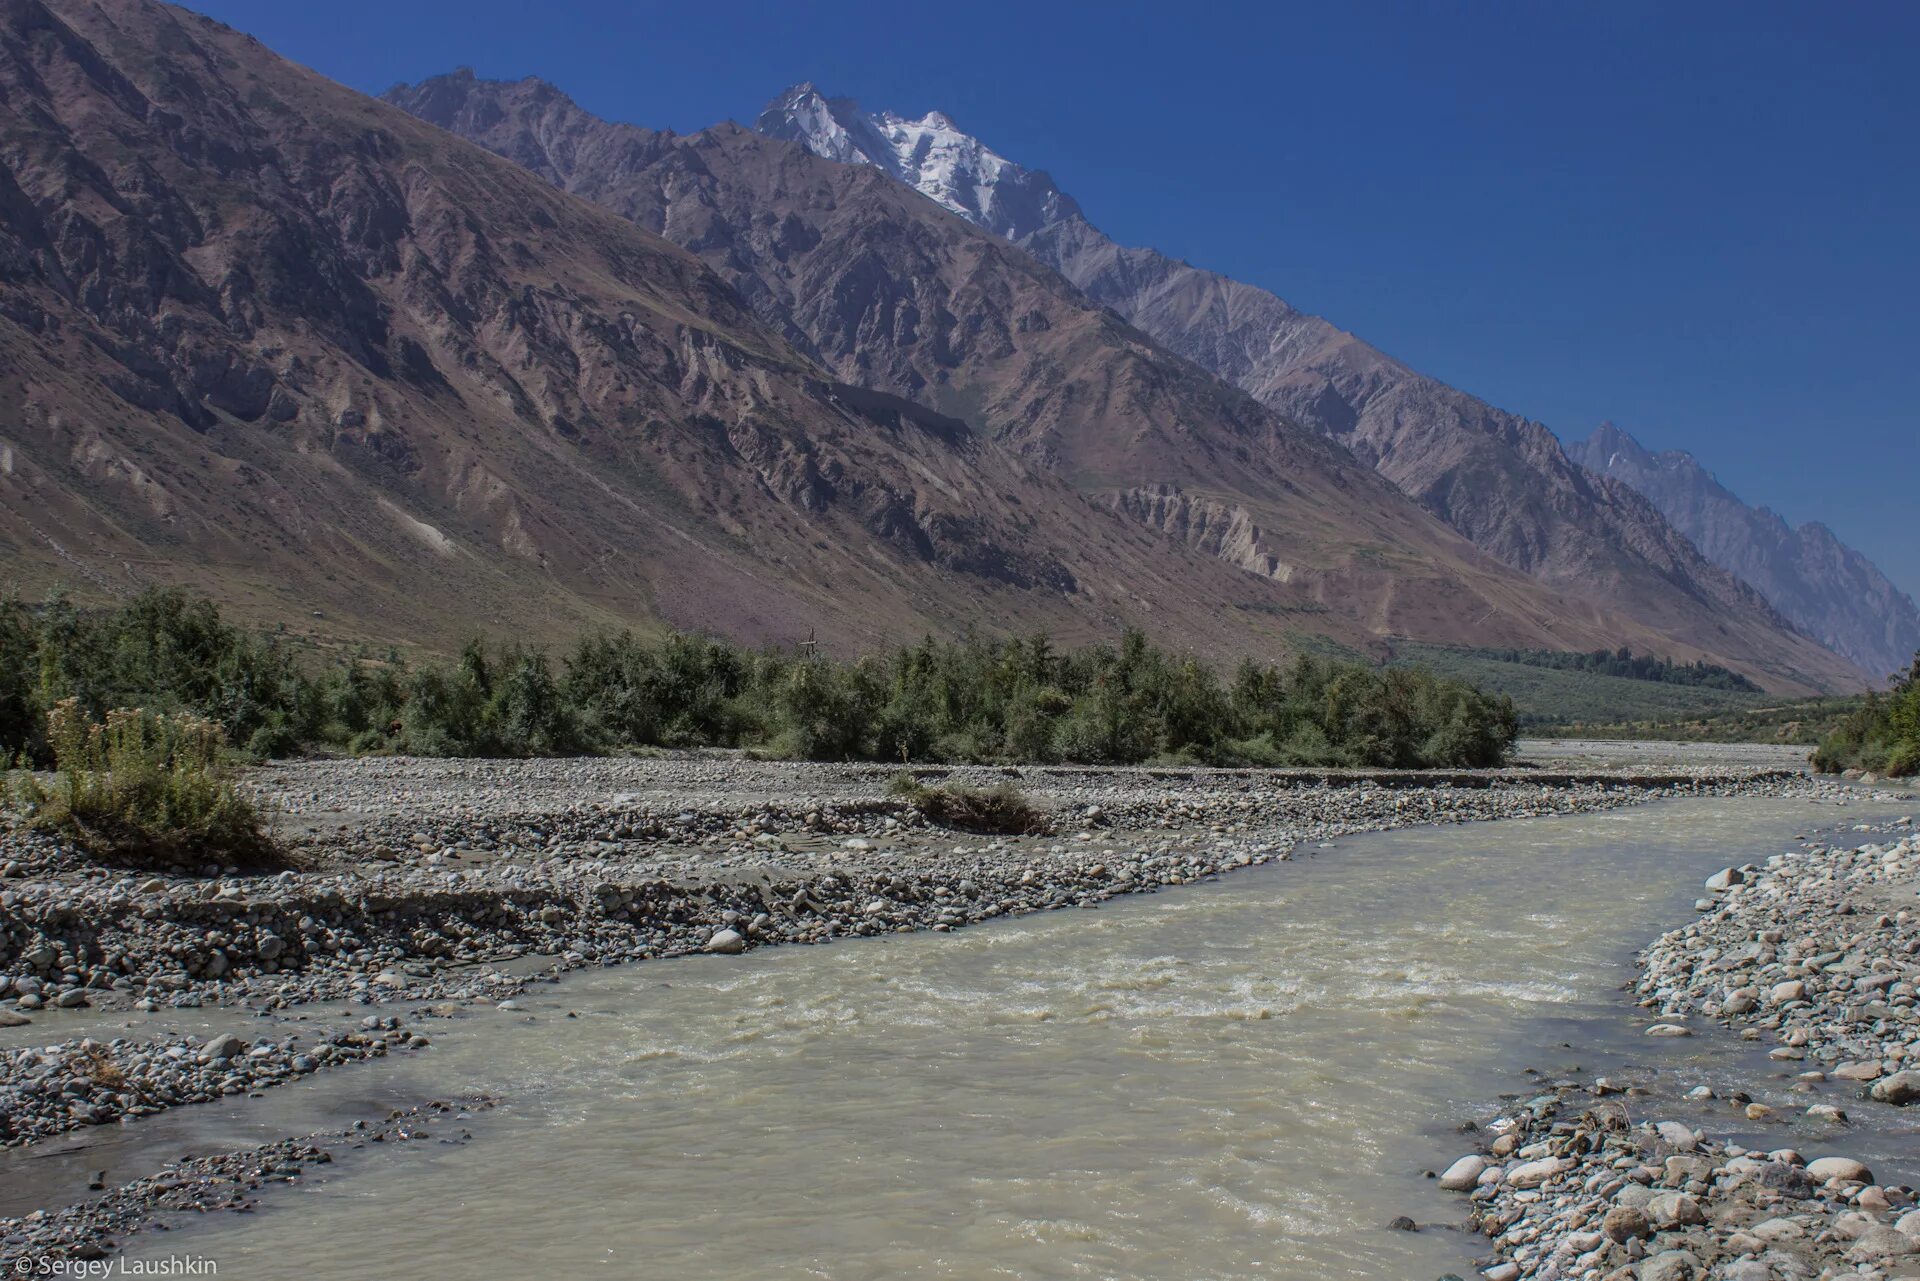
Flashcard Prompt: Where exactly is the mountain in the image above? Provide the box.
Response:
[1568,424,1920,682]
[755,86,1876,689]
[756,83,1080,242]
[0,0,1714,672]
[0,0,1305,655]
[386,71,1866,693]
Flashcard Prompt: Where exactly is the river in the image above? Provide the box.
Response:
[75,789,1918,1278]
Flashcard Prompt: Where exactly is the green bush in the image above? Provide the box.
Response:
[8,699,273,869]
[0,594,1520,769]
[1814,653,1920,777]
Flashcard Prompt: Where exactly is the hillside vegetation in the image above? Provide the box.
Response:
[1388,643,1774,728]
[1,592,1518,770]
[1473,646,1761,692]
[1814,656,1920,776]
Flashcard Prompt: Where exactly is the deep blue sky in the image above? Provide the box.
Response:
[192,0,1919,596]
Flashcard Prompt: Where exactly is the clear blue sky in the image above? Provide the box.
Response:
[191,0,1920,597]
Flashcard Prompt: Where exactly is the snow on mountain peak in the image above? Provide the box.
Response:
[755,85,1080,241]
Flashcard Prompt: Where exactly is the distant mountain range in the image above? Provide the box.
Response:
[0,1,1878,697]
[1568,424,1920,681]
[757,85,1907,688]
[388,70,1866,692]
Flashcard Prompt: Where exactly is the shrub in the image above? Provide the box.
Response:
[8,699,274,869]
[0,594,1521,769]
[1814,652,1920,777]
[888,773,1049,835]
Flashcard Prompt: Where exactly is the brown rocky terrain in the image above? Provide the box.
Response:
[385,72,1858,691]
[0,0,1544,660]
[749,85,1874,691]
[0,2,1863,691]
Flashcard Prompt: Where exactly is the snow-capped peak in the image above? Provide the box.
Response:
[755,84,1081,242]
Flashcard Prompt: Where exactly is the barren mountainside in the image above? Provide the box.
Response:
[389,72,1860,693]
[2,0,1725,671]
[0,0,1254,653]
[1569,423,1920,682]
[755,86,1877,690]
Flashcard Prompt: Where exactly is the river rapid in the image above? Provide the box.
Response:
[85,789,1916,1279]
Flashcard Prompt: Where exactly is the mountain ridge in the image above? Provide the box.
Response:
[755,84,1890,687]
[1,1,1740,679]
[382,69,1862,694]
[1568,423,1920,682]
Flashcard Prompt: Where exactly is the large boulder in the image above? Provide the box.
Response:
[1871,1070,1920,1105]
[702,929,747,955]
[1437,1155,1487,1191]
[1807,1156,1874,1184]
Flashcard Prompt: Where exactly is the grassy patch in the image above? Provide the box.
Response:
[888,773,1050,835]
[6,699,276,871]
[1389,642,1775,729]
[1532,697,1865,745]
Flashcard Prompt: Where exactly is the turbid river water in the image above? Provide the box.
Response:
[67,791,1918,1278]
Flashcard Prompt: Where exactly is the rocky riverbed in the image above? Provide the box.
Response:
[1443,803,1920,1280]
[0,1098,492,1266]
[0,750,1880,1268]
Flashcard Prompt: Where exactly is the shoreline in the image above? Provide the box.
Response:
[0,748,1878,1266]
[1444,807,1920,1279]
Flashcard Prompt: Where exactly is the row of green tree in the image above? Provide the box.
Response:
[1813,654,1920,777]
[0,591,1518,769]
[1480,645,1762,692]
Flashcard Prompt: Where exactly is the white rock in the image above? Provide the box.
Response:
[1808,1156,1874,1185]
[1504,1157,1567,1189]
[1438,1154,1488,1191]
[703,928,747,955]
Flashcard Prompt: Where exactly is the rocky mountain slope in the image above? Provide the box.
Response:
[385,71,1741,671]
[1569,424,1920,681]
[389,72,1856,691]
[0,0,1718,671]
[755,85,1879,689]
[0,0,1288,654]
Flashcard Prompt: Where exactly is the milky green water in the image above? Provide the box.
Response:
[95,791,1913,1280]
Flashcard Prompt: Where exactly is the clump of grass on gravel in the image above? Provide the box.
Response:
[887,772,1050,835]
[6,699,275,870]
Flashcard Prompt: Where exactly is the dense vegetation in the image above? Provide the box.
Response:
[6,700,272,868]
[1531,696,1863,746]
[1471,646,1762,692]
[1813,654,1920,777]
[0,591,1518,769]
[1389,643,1773,729]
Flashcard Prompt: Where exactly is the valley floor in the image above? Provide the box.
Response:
[0,745,1897,1267]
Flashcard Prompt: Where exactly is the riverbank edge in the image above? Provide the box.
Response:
[0,1097,496,1267]
[0,762,1852,1266]
[1445,805,1920,1281]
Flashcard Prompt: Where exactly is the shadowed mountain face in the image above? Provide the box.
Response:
[3,0,1719,669]
[1569,424,1920,683]
[752,85,1881,690]
[386,72,1863,693]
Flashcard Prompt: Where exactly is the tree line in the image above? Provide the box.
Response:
[0,590,1519,770]
[1478,645,1762,692]
[1813,653,1920,777]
